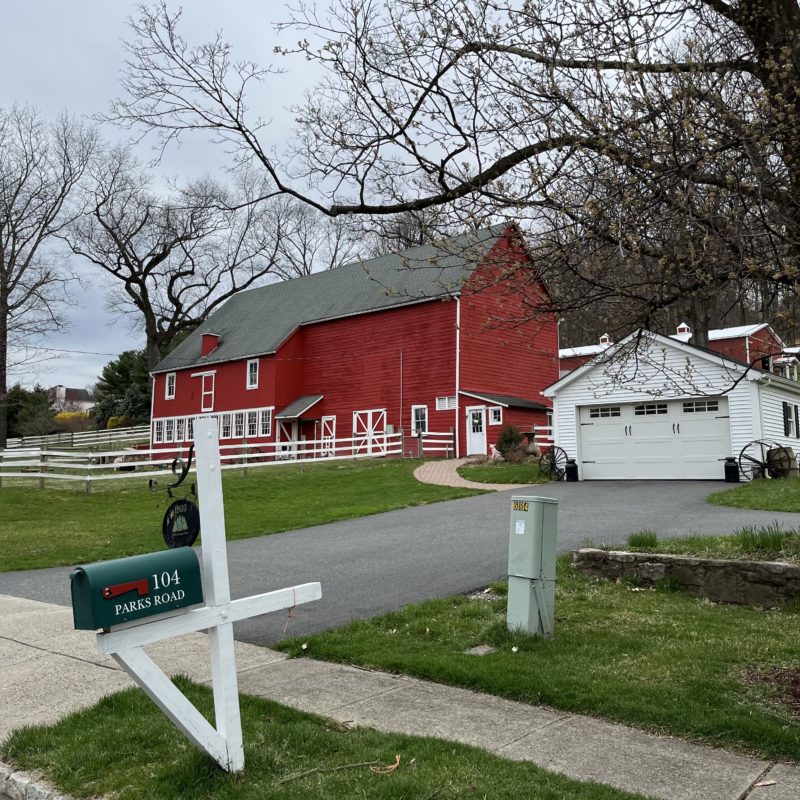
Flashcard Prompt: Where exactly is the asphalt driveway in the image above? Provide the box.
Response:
[1,480,797,646]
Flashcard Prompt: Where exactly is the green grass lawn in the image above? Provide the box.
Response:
[708,476,800,511]
[623,524,800,563]
[0,678,646,800]
[0,459,483,572]
[278,559,800,762]
[456,462,549,484]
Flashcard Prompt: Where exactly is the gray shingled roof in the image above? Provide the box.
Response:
[275,395,324,419]
[154,225,509,373]
[460,390,548,411]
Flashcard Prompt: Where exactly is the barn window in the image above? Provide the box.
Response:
[200,373,215,412]
[589,407,621,418]
[435,396,457,410]
[682,400,719,413]
[165,418,175,442]
[154,419,164,443]
[489,407,503,425]
[221,413,232,439]
[260,408,272,437]
[247,411,258,438]
[165,373,176,400]
[411,405,428,436]
[634,403,667,416]
[247,359,259,389]
[234,412,245,438]
[187,418,194,440]
[176,418,185,442]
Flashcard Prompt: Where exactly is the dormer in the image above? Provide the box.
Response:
[201,333,220,357]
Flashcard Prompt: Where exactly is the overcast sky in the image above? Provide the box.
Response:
[1,1,319,390]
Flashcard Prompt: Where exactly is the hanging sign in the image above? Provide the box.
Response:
[162,498,201,549]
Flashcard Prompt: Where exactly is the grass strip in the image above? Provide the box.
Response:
[456,462,549,484]
[708,477,800,511]
[1,678,646,800]
[278,559,800,762]
[622,524,800,564]
[0,459,482,572]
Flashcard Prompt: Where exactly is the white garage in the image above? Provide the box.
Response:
[544,330,800,480]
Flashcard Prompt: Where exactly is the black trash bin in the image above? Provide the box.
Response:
[724,457,740,483]
[565,459,579,482]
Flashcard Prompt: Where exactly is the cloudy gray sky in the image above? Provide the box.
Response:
[1,1,318,390]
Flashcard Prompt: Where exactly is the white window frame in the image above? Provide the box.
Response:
[489,406,503,425]
[165,372,176,400]
[411,404,428,437]
[435,395,457,411]
[260,408,273,437]
[221,413,232,439]
[201,373,215,412]
[165,418,175,442]
[234,411,245,438]
[187,418,194,441]
[154,419,165,444]
[247,410,258,438]
[246,359,259,390]
[176,418,185,442]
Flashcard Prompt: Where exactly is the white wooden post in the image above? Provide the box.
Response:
[95,416,321,772]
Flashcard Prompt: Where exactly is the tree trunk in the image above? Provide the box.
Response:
[0,300,8,449]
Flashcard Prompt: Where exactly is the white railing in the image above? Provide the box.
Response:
[531,425,554,448]
[0,432,404,491]
[5,424,151,450]
[415,431,455,458]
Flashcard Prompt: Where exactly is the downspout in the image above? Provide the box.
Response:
[399,349,403,442]
[149,370,156,448]
[455,297,461,458]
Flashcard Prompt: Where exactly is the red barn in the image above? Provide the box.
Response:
[150,224,559,458]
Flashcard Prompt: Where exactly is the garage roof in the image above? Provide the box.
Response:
[154,225,510,374]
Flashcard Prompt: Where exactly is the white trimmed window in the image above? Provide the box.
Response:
[201,373,215,412]
[154,419,165,443]
[682,399,719,413]
[234,412,245,438]
[176,418,185,442]
[435,396,457,410]
[165,418,175,442]
[165,372,176,400]
[260,408,272,437]
[247,359,259,389]
[489,407,503,425]
[411,404,428,436]
[589,406,621,419]
[247,411,258,437]
[221,413,232,439]
[634,403,668,416]
[187,418,194,440]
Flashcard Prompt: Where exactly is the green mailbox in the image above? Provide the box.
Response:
[71,548,204,631]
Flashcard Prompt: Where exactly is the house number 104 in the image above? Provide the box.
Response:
[152,570,181,590]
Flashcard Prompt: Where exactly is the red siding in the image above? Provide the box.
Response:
[707,329,783,366]
[559,354,593,373]
[458,231,559,452]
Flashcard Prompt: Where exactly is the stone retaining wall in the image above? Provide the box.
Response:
[572,548,800,607]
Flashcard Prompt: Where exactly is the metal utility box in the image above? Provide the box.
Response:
[71,548,204,631]
[507,495,557,638]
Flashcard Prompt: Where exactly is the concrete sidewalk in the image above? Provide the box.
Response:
[1,594,797,800]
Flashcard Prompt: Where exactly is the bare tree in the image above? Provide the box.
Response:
[109,2,800,341]
[0,106,95,447]
[66,146,283,372]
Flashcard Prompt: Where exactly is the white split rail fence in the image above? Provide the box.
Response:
[5,424,150,450]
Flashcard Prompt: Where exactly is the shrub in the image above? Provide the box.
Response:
[495,424,524,457]
[53,411,93,433]
[107,415,135,430]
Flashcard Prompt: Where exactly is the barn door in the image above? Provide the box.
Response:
[353,409,387,455]
[277,419,299,459]
[321,415,336,456]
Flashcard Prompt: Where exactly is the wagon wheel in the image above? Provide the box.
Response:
[539,446,569,481]
[738,439,781,480]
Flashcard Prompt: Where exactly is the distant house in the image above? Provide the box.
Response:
[48,385,94,413]
[149,224,559,458]
[545,329,800,480]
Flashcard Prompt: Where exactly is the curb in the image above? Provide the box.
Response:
[0,761,78,800]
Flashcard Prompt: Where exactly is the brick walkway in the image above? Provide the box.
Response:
[413,458,527,491]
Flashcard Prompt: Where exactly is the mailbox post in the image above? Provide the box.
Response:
[507,495,557,638]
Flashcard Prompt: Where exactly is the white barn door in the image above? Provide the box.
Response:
[353,409,387,455]
[466,407,487,455]
[321,415,336,456]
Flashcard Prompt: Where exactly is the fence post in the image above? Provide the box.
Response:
[0,451,3,488]
[243,437,248,476]
[85,459,92,494]
[39,452,47,490]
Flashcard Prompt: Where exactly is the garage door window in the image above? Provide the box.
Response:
[589,407,621,418]
[683,400,719,413]
[634,403,667,416]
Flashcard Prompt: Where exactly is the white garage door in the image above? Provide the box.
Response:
[578,398,730,479]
